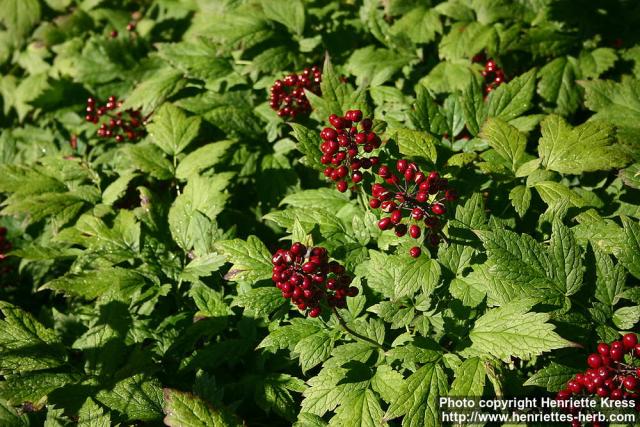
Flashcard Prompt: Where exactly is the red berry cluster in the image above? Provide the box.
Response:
[271,242,358,317]
[557,334,640,412]
[371,160,457,258]
[320,110,381,193]
[472,53,506,95]
[269,66,322,120]
[85,96,145,142]
[0,227,12,275]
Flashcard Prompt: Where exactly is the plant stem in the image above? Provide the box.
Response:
[332,307,387,350]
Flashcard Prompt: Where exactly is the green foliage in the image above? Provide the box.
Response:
[1,0,639,425]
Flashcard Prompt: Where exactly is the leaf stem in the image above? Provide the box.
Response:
[332,307,387,350]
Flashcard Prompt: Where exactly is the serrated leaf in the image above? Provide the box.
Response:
[121,67,185,116]
[215,236,272,283]
[301,366,370,416]
[156,41,232,81]
[449,357,485,397]
[509,185,531,217]
[538,114,629,174]
[524,362,580,392]
[469,298,574,362]
[0,0,41,46]
[537,56,581,116]
[579,48,617,79]
[236,287,287,318]
[40,268,146,299]
[147,103,201,156]
[255,373,306,421]
[96,375,163,422]
[175,140,236,180]
[294,330,335,373]
[390,7,441,44]
[0,302,65,374]
[329,388,385,427]
[127,144,174,180]
[384,363,448,427]
[260,0,305,35]
[615,216,640,279]
[78,398,110,427]
[594,247,626,307]
[534,181,588,209]
[612,306,640,330]
[163,388,241,427]
[394,128,438,163]
[371,365,404,404]
[102,171,138,205]
[486,68,536,121]
[480,117,526,171]
[346,46,411,87]
[439,22,494,61]
[258,319,320,352]
[0,373,77,407]
[290,123,324,170]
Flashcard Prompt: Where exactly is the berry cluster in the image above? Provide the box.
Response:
[472,53,506,95]
[271,242,358,317]
[269,66,322,120]
[85,96,145,142]
[371,160,457,257]
[557,334,640,415]
[320,110,381,192]
[0,227,12,275]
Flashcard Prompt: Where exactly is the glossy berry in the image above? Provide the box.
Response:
[623,333,637,349]
[84,96,145,143]
[270,66,321,120]
[319,110,380,192]
[409,246,421,258]
[271,243,355,317]
[587,354,602,368]
[597,343,610,356]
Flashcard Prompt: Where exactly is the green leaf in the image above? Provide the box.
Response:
[534,181,588,209]
[301,366,370,416]
[594,247,626,307]
[449,357,485,397]
[156,41,232,81]
[0,373,77,407]
[394,128,438,164]
[523,362,580,392]
[389,7,442,44]
[346,46,411,87]
[549,218,583,296]
[469,298,575,362]
[410,85,447,135]
[189,283,231,318]
[537,56,581,116]
[318,55,351,117]
[163,388,241,427]
[121,67,185,116]
[612,306,640,330]
[236,287,287,318]
[329,388,384,427]
[290,123,324,171]
[538,114,629,174]
[0,301,66,374]
[509,185,531,217]
[78,398,111,427]
[371,365,404,404]
[614,216,640,279]
[258,319,320,352]
[127,144,174,180]
[280,188,350,210]
[294,330,336,373]
[255,373,306,422]
[480,118,526,171]
[422,62,475,94]
[439,22,494,61]
[96,375,163,422]
[0,398,28,426]
[175,140,236,180]
[147,103,201,156]
[384,363,448,427]
[215,236,273,283]
[0,0,41,46]
[578,48,617,79]
[620,163,640,190]
[102,171,138,205]
[40,268,146,299]
[486,68,537,121]
[181,254,227,283]
[260,0,305,35]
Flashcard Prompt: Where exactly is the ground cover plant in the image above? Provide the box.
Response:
[1,0,640,426]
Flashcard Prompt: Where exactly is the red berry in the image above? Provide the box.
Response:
[369,198,381,209]
[622,333,637,349]
[610,348,623,361]
[611,341,623,351]
[378,217,392,230]
[394,224,407,237]
[336,181,348,192]
[597,343,610,356]
[409,246,421,258]
[390,210,402,224]
[409,225,421,239]
[568,380,582,394]
[360,118,372,131]
[623,376,637,391]
[308,307,321,318]
[431,203,446,215]
[587,354,602,368]
[396,159,408,173]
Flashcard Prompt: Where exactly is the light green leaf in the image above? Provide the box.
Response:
[534,181,588,209]
[578,48,617,79]
[329,388,385,427]
[0,373,77,407]
[175,140,236,180]
[163,388,241,427]
[615,216,640,279]
[509,185,531,217]
[96,375,163,422]
[147,103,201,156]
[215,236,273,283]
[127,144,174,180]
[594,247,626,307]
[102,171,138,205]
[121,68,185,116]
[78,398,111,427]
[612,306,640,330]
[40,268,146,300]
[537,56,581,116]
[480,117,526,171]
[390,7,441,44]
[549,219,583,296]
[156,41,232,81]
[486,68,537,121]
[538,114,629,174]
[236,287,287,318]
[469,299,575,362]
[384,363,448,427]
[294,331,335,373]
[260,0,305,35]
[394,128,438,163]
[449,357,485,397]
[439,22,494,61]
[346,46,411,87]
[290,123,324,170]
[301,366,370,416]
[524,362,580,392]
[0,0,41,46]
[258,319,320,352]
